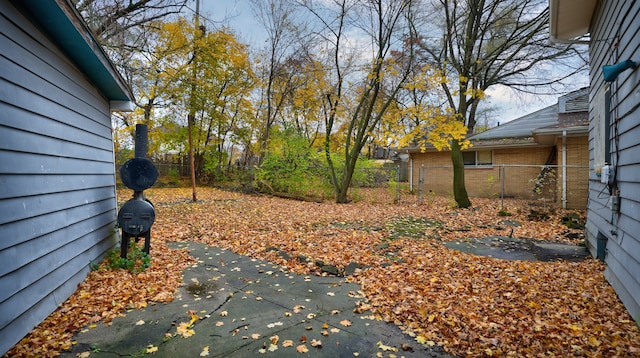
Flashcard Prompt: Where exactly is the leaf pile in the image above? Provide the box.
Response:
[7,187,639,357]
[358,246,636,356]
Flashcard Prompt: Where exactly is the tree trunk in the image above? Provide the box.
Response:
[336,164,354,203]
[335,143,363,203]
[451,140,471,208]
[187,113,197,202]
[336,186,350,203]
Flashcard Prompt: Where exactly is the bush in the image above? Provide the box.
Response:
[102,240,151,274]
[323,154,386,188]
[255,128,395,201]
[255,129,330,199]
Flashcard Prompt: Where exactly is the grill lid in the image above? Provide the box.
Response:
[120,157,159,191]
[117,198,155,235]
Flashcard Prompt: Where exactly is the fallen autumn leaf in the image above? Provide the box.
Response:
[7,188,640,358]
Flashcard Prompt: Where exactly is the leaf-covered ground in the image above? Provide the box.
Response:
[7,187,640,357]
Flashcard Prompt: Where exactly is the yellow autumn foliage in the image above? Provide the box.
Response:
[385,65,472,152]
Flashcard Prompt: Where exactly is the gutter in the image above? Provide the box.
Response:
[402,140,543,154]
[550,35,590,45]
[533,125,589,136]
[549,0,595,45]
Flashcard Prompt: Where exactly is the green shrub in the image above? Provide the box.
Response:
[323,153,383,188]
[255,128,330,198]
[103,240,151,273]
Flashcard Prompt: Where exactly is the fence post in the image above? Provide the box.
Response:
[396,164,401,203]
[418,164,424,204]
[501,164,505,210]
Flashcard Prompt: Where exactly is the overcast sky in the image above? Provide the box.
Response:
[195,1,264,45]
[185,0,588,126]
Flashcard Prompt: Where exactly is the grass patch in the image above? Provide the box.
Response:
[385,216,441,240]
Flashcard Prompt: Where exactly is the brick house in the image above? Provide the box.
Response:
[405,88,589,209]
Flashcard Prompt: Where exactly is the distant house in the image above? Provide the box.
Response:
[0,0,133,354]
[550,0,640,324]
[406,88,589,209]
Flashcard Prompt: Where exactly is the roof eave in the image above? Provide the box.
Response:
[403,140,545,153]
[11,0,134,110]
[549,0,597,44]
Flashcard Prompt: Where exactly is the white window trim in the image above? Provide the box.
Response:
[463,150,493,168]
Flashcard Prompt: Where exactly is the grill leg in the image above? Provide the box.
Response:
[120,231,131,258]
[143,230,151,254]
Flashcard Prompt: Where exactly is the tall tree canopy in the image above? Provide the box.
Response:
[76,0,587,205]
[413,0,586,207]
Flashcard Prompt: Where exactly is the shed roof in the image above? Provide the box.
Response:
[11,0,133,106]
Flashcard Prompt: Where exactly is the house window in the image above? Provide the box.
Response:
[463,150,492,166]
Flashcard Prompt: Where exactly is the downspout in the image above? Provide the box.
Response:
[562,130,567,209]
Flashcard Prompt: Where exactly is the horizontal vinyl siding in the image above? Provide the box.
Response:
[0,2,118,355]
[0,174,115,200]
[0,220,114,312]
[0,151,115,175]
[587,0,640,323]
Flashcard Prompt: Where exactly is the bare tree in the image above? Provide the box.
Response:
[250,0,306,163]
[416,0,587,208]
[74,0,191,144]
[74,0,188,40]
[301,0,419,203]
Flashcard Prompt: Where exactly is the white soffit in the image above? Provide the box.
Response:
[550,0,597,40]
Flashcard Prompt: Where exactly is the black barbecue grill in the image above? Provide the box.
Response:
[117,124,158,258]
[117,196,155,236]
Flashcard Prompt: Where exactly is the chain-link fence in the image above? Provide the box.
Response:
[134,162,589,209]
[407,164,589,209]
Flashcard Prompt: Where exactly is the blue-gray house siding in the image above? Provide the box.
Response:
[586,0,640,324]
[0,0,132,354]
[572,0,640,324]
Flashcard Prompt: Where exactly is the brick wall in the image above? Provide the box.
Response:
[557,136,589,209]
[410,140,588,209]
